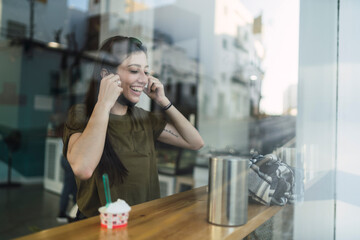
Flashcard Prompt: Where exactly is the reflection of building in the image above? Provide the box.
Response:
[88,1,202,115]
[151,8,201,177]
[167,0,265,150]
[152,38,198,86]
[152,31,199,120]
[152,3,201,120]
[174,0,265,120]
[88,0,153,48]
[0,0,85,47]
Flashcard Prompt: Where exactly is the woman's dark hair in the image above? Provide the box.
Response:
[84,36,147,184]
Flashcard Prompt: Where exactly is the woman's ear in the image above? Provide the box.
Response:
[100,68,109,78]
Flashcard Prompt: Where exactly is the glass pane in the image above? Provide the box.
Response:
[0,0,343,239]
[294,0,338,239]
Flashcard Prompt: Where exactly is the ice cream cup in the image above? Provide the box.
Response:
[98,199,131,229]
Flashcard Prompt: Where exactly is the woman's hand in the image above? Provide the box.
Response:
[143,75,170,107]
[97,74,122,111]
[68,73,122,179]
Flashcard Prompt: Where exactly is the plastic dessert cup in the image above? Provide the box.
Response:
[98,207,130,229]
[98,199,131,229]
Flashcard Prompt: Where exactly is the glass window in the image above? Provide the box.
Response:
[3,0,351,239]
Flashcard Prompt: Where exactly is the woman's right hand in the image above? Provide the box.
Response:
[67,74,121,180]
[97,74,122,111]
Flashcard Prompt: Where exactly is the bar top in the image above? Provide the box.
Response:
[16,186,282,240]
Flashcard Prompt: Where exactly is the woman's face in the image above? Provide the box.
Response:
[116,51,149,104]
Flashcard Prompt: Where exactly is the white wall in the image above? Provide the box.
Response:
[295,0,338,239]
[336,0,360,239]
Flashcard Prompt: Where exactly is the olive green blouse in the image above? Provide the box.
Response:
[63,104,167,217]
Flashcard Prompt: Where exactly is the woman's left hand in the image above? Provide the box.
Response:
[143,76,170,107]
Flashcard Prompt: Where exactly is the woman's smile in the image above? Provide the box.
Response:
[129,85,144,96]
[117,51,149,103]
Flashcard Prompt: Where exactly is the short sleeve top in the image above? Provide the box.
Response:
[63,104,167,217]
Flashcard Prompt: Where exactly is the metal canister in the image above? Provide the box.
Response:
[207,155,248,226]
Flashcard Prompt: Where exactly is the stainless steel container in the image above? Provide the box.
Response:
[207,155,248,226]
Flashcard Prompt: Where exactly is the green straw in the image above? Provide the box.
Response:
[102,173,111,207]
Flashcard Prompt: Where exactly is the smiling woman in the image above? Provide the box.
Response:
[62,36,204,219]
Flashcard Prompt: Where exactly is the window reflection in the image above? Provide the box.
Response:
[0,0,299,237]
[0,1,298,185]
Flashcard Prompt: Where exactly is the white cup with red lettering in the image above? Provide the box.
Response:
[98,199,131,229]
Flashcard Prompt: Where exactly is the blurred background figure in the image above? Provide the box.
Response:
[57,155,77,223]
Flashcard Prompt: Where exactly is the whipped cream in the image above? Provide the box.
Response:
[106,199,131,214]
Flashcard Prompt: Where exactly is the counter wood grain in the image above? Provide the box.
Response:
[16,186,283,240]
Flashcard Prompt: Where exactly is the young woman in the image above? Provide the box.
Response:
[63,36,204,219]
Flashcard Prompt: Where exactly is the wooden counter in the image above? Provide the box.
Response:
[16,186,282,240]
